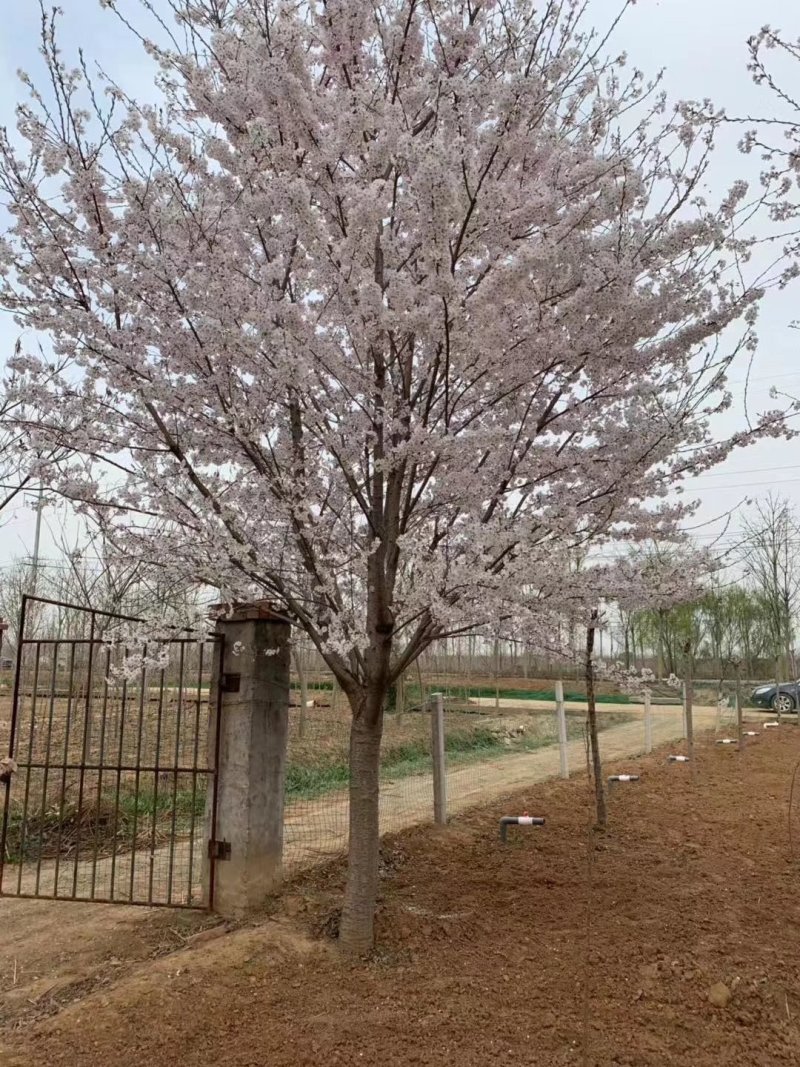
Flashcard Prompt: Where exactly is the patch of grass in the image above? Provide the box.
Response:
[116,787,205,823]
[284,713,633,799]
[379,728,513,780]
[4,786,207,864]
[395,683,635,707]
[306,679,636,704]
[285,762,351,800]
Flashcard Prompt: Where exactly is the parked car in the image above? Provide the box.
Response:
[750,682,800,714]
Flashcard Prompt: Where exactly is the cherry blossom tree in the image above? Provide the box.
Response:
[741,26,800,251]
[0,0,788,951]
[733,26,800,324]
[0,384,58,520]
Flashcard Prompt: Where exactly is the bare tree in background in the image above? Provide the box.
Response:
[0,561,43,654]
[740,495,800,714]
[52,526,207,634]
[0,523,208,654]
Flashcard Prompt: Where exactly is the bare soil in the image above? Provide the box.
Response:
[3,718,800,1066]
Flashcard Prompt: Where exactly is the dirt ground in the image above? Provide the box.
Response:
[3,721,800,1067]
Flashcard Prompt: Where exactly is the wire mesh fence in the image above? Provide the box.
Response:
[279,698,644,873]
[2,611,739,905]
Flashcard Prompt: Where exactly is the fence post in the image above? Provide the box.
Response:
[555,680,569,779]
[735,663,743,750]
[644,688,653,754]
[291,645,309,740]
[431,691,447,825]
[206,602,291,915]
[682,681,688,740]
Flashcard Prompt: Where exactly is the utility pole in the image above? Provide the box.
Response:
[29,484,44,596]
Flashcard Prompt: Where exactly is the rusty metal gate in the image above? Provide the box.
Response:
[0,595,222,909]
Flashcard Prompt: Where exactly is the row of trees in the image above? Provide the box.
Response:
[406,495,800,684]
[622,586,790,681]
[5,492,797,685]
[0,536,204,653]
[620,497,800,681]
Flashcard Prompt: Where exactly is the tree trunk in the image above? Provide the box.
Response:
[775,656,782,725]
[339,697,385,955]
[586,613,607,828]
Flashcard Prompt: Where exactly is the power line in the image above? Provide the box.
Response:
[684,462,800,482]
[685,477,800,492]
[726,371,800,387]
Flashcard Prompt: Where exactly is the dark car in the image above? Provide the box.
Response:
[750,681,800,714]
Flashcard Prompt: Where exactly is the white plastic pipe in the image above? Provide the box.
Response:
[499,815,545,843]
[668,755,690,763]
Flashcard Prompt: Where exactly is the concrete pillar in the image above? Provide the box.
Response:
[205,602,290,915]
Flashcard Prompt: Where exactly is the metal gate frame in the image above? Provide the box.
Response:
[0,595,224,909]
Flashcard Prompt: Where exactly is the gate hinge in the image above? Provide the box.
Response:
[207,839,231,861]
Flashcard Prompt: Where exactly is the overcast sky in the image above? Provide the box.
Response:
[0,0,798,577]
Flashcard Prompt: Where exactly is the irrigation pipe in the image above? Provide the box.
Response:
[499,815,545,843]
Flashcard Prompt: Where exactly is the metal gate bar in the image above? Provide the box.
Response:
[0,595,221,909]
